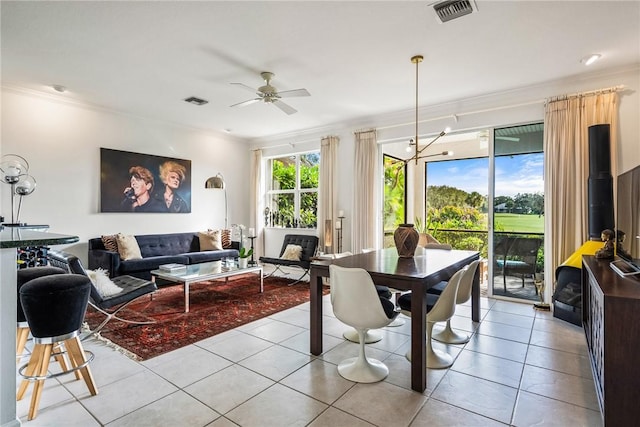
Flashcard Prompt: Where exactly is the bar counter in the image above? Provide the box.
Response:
[1,227,78,427]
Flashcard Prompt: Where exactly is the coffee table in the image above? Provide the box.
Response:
[150,261,263,313]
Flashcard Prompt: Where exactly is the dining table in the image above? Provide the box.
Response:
[309,247,480,393]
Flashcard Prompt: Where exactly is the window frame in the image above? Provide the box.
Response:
[265,150,320,229]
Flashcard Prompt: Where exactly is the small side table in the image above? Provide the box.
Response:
[247,236,257,266]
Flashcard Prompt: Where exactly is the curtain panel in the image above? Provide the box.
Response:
[251,149,264,259]
[318,136,339,252]
[544,90,618,274]
[352,129,381,253]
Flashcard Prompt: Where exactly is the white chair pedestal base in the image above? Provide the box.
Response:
[387,316,406,327]
[343,328,383,343]
[432,320,470,344]
[405,346,454,369]
[338,356,389,383]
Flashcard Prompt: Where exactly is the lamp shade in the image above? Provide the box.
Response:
[205,173,225,189]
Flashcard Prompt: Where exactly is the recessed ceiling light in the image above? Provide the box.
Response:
[52,85,66,93]
[581,54,601,66]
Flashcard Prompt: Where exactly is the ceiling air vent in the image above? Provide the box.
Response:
[432,0,476,23]
[184,96,209,106]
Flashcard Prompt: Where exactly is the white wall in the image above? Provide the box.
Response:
[0,89,252,263]
[2,66,638,262]
[253,66,640,253]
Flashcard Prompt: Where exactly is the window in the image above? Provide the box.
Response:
[265,152,319,228]
[383,154,406,247]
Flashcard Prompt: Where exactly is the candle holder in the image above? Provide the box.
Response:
[336,215,345,253]
[247,236,257,266]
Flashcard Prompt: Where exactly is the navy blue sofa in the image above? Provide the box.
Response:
[88,232,239,280]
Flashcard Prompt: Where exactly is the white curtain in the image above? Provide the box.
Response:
[352,129,381,253]
[250,149,264,259]
[544,90,619,274]
[318,136,339,252]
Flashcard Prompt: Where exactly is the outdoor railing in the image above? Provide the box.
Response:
[384,228,544,271]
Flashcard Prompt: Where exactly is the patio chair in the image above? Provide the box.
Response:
[495,237,542,292]
[259,234,318,284]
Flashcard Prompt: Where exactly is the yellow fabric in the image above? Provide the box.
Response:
[560,240,604,269]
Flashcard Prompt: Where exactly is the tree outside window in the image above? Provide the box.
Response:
[266,152,319,228]
[383,155,406,247]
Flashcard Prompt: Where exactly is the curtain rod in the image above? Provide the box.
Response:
[254,84,626,150]
[545,84,625,103]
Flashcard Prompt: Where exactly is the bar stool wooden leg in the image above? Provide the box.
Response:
[28,344,52,420]
[65,336,98,396]
[16,326,30,362]
[16,343,43,401]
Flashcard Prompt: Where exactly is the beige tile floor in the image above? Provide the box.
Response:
[16,293,603,426]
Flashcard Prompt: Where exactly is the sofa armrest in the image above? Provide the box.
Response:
[88,249,121,278]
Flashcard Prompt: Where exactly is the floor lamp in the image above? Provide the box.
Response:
[205,173,227,228]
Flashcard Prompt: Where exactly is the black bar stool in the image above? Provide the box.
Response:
[17,274,98,420]
[16,266,67,362]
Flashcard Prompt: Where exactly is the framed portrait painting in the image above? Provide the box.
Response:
[100,148,192,213]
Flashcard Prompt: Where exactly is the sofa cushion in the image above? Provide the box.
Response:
[135,232,199,257]
[186,249,239,264]
[119,255,190,275]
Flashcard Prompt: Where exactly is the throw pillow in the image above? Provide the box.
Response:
[281,244,303,261]
[101,234,119,252]
[116,233,142,260]
[199,230,223,251]
[221,229,232,248]
[208,229,232,248]
[87,268,123,297]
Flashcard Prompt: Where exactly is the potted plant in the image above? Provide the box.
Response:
[238,247,253,268]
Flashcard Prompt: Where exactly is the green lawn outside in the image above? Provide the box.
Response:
[494,213,544,233]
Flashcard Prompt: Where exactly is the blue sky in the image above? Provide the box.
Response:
[426,153,544,197]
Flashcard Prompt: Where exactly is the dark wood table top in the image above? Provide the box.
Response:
[311,247,479,290]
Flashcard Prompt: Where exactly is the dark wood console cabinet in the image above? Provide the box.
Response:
[582,255,640,425]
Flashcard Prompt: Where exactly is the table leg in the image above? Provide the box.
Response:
[411,282,427,392]
[310,268,323,355]
[259,267,263,292]
[471,265,480,322]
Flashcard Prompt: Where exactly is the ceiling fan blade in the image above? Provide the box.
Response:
[272,100,297,115]
[230,82,260,94]
[277,88,310,98]
[230,98,261,108]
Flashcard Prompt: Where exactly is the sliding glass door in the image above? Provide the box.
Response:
[491,124,544,301]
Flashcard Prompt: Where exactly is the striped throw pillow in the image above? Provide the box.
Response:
[101,235,119,252]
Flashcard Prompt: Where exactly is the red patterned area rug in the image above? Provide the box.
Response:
[84,274,329,361]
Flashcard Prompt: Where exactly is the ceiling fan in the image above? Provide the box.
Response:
[230,71,310,115]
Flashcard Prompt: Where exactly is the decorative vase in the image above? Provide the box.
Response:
[238,257,248,269]
[394,224,419,258]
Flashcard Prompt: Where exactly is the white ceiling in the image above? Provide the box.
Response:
[2,1,639,141]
